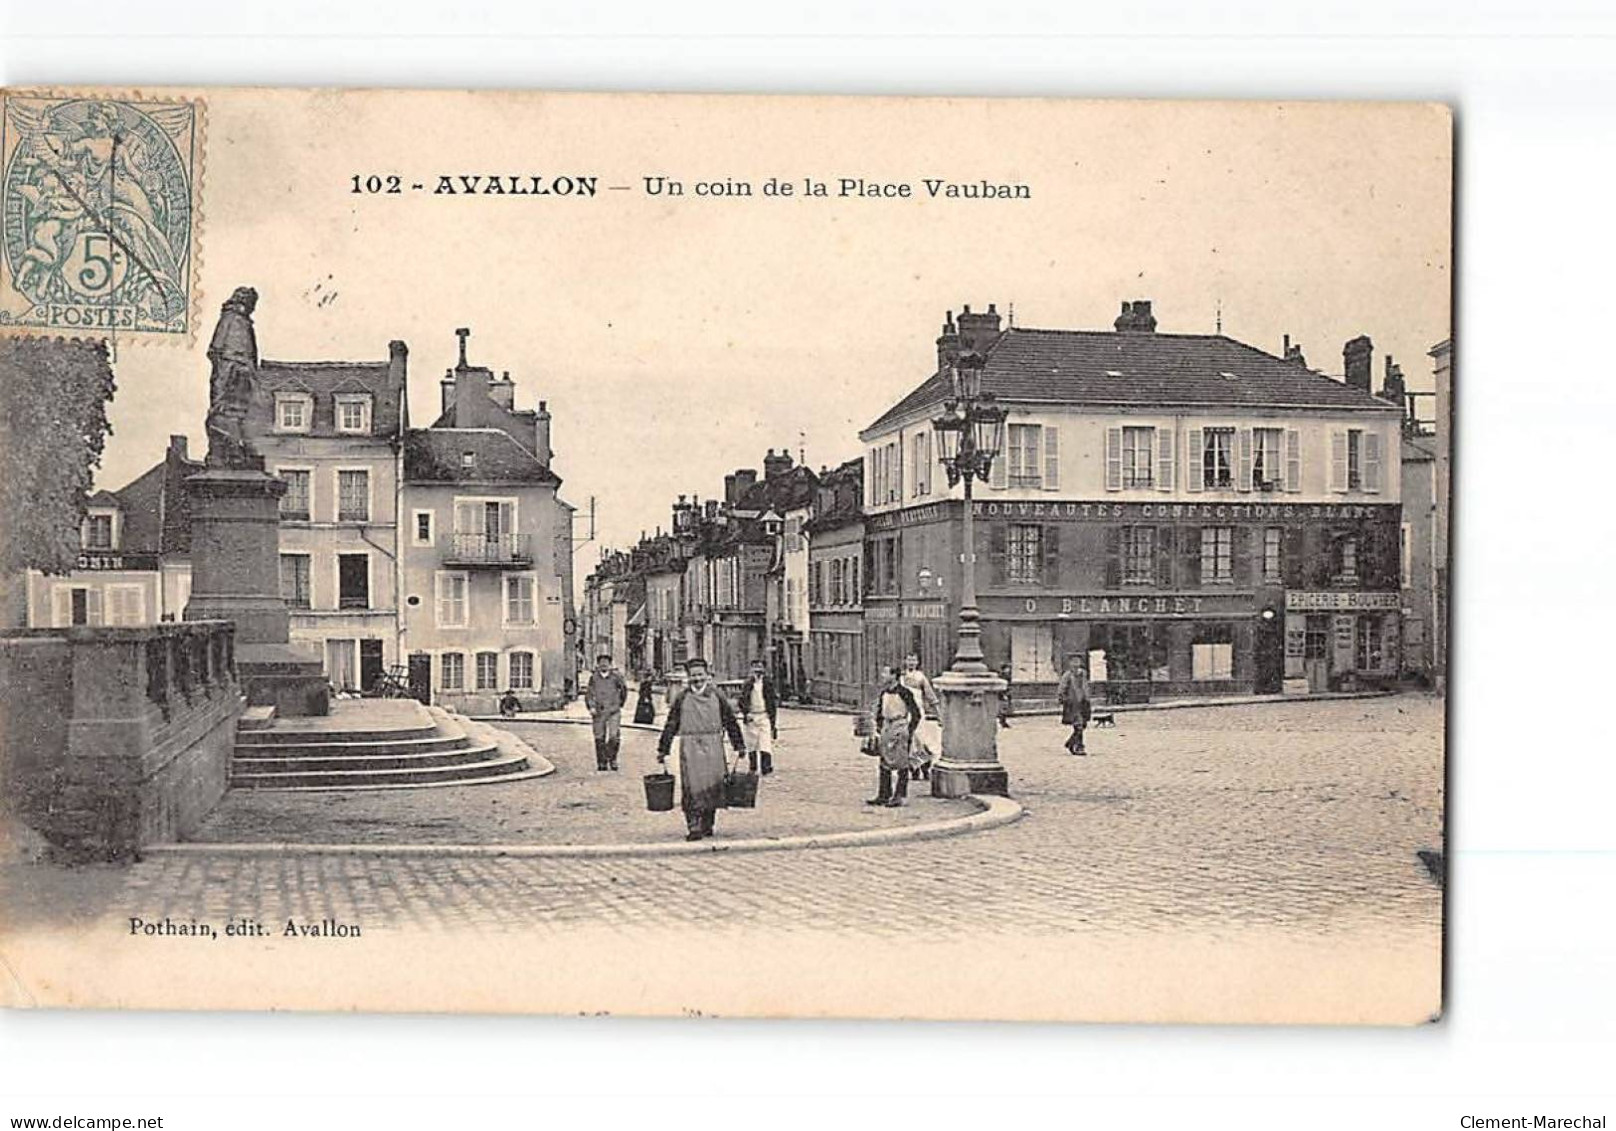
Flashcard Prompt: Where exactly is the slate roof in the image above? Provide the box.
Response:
[403,428,561,486]
[863,328,1400,437]
[252,359,405,438]
[90,445,203,556]
[733,464,820,515]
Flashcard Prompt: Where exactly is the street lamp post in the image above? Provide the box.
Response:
[930,352,1011,798]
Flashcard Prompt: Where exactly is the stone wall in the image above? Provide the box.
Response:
[0,620,243,861]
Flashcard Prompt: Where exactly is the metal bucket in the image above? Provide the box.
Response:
[724,769,759,809]
[643,771,676,812]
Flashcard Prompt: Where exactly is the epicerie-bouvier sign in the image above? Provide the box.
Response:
[1,94,199,336]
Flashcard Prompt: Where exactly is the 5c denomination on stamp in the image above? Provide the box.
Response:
[1,92,202,339]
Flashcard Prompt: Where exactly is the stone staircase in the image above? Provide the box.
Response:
[230,699,535,791]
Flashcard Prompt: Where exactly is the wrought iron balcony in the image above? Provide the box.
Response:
[445,532,533,567]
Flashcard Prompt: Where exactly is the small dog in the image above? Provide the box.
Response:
[1090,711,1117,728]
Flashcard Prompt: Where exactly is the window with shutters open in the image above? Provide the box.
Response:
[1201,429,1235,489]
[1253,429,1284,491]
[1121,427,1154,488]
[1007,425,1042,488]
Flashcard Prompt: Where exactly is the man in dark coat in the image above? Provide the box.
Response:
[867,664,921,808]
[1057,654,1093,755]
[584,653,628,771]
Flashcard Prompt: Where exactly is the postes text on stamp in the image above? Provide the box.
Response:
[1,93,200,338]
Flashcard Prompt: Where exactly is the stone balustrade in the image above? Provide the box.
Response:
[0,620,243,860]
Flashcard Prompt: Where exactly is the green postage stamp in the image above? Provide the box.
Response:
[0,92,202,339]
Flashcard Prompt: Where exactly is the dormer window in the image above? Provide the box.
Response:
[275,392,313,433]
[83,512,116,550]
[461,451,477,473]
[335,394,373,435]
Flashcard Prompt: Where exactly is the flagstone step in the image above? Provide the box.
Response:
[230,751,531,791]
[233,731,472,759]
[236,724,444,747]
[231,742,502,775]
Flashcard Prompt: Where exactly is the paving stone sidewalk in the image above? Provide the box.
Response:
[183,714,974,847]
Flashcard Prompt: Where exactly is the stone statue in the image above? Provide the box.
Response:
[204,286,261,467]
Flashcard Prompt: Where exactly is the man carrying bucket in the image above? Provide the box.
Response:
[657,658,747,841]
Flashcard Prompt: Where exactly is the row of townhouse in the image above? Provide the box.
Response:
[582,447,817,697]
[25,326,577,714]
[585,297,1449,710]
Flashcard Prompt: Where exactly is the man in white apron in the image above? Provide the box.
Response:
[738,657,778,776]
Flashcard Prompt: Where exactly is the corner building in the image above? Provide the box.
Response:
[859,301,1406,705]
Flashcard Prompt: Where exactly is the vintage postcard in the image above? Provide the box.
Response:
[0,89,1451,1023]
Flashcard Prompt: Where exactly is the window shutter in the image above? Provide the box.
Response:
[989,443,1008,489]
[1156,526,1176,588]
[1156,427,1174,492]
[1042,524,1061,586]
[1232,528,1252,587]
[1102,426,1123,491]
[1186,428,1204,492]
[1237,428,1254,493]
[1284,429,1302,493]
[1282,527,1305,589]
[1103,525,1121,589]
[51,587,70,627]
[1044,425,1060,491]
[989,523,1007,586]
[1182,526,1202,588]
[1364,431,1382,493]
[1329,430,1348,493]
[86,588,104,627]
[892,440,903,501]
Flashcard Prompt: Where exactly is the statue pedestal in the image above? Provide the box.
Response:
[930,668,1010,798]
[185,467,328,717]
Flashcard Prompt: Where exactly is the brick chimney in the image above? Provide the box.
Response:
[936,310,961,372]
[763,448,794,480]
[1114,300,1157,333]
[168,434,189,460]
[489,369,516,410]
[1343,335,1374,392]
[1282,334,1307,367]
[957,303,1003,353]
[534,400,552,466]
[726,468,758,504]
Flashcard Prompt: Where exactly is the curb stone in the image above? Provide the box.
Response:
[147,795,1024,860]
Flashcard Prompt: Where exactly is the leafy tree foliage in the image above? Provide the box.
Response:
[0,337,116,576]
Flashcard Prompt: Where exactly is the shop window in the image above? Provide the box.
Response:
[1200,526,1234,584]
[1191,623,1235,681]
[1356,615,1383,671]
[1201,428,1235,489]
[1120,526,1155,585]
[1304,615,1330,660]
[1121,426,1154,487]
[1010,623,1057,682]
[1007,523,1043,584]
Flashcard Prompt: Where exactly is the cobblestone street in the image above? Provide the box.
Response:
[5,696,1443,932]
[1,696,1445,1021]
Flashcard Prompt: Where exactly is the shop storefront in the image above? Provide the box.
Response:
[1283,590,1401,692]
